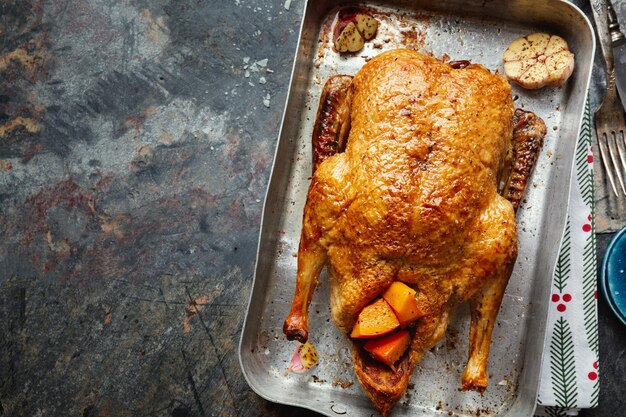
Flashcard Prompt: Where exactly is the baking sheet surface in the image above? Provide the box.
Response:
[240,1,594,416]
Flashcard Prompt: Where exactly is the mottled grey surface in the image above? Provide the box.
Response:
[0,0,302,416]
[0,0,624,416]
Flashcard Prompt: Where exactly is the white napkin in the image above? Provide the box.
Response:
[535,99,599,416]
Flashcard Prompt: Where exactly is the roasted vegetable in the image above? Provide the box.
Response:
[363,330,411,370]
[287,342,319,373]
[334,21,364,53]
[355,13,379,40]
[503,32,575,89]
[351,298,400,339]
[382,282,424,328]
[334,9,379,53]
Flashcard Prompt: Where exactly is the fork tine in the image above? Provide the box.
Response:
[598,132,620,196]
[615,129,626,194]
[607,130,626,195]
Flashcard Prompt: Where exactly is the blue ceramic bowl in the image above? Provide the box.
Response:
[601,226,626,326]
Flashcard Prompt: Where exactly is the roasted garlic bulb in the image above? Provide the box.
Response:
[503,33,575,89]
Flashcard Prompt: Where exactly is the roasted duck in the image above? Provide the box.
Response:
[283,49,546,416]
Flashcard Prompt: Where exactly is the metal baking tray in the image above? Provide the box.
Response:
[239,1,595,416]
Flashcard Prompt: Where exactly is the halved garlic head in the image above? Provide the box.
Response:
[503,33,575,89]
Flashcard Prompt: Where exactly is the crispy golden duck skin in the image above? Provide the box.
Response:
[284,49,546,416]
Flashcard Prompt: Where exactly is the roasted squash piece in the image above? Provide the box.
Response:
[363,330,411,369]
[351,298,400,339]
[382,282,424,328]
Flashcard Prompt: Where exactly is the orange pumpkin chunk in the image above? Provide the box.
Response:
[363,330,411,368]
[382,281,423,328]
[350,298,400,338]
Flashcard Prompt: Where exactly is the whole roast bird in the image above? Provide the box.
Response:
[283,49,546,416]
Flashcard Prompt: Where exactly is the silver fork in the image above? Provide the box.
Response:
[591,0,626,196]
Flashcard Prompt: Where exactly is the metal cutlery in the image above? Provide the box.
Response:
[591,0,626,197]
[608,2,626,112]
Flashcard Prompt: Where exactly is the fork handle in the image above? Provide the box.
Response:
[608,1,626,47]
[590,0,618,101]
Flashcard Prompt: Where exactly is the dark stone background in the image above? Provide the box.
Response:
[0,0,623,416]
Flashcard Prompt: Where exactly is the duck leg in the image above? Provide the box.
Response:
[311,75,354,172]
[501,109,547,210]
[283,75,353,343]
[283,235,327,343]
[462,263,513,390]
[463,109,546,390]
